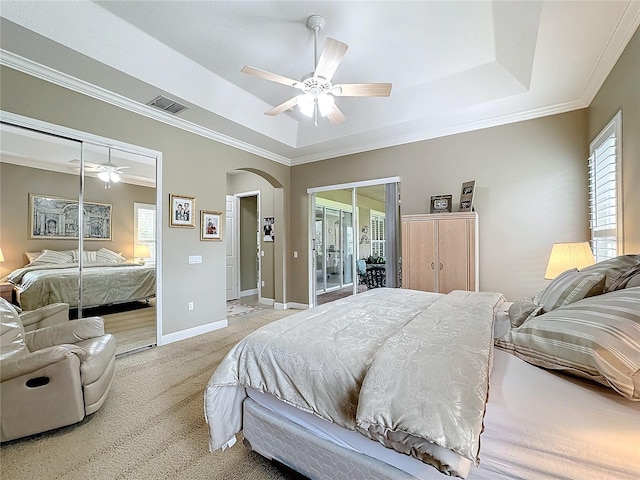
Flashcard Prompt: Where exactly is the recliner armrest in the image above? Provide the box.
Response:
[0,345,84,382]
[20,303,70,332]
[24,317,105,353]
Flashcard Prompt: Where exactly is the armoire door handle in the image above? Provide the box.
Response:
[439,262,443,270]
[430,262,435,270]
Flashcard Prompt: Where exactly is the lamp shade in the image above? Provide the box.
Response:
[134,244,151,259]
[544,242,595,280]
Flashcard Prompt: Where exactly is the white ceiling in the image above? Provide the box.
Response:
[1,1,638,166]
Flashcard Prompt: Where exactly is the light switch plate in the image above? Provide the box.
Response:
[189,255,202,264]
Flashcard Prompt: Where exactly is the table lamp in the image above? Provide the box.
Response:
[544,242,595,280]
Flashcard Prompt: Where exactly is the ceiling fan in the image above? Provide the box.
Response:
[241,15,392,126]
[69,150,129,188]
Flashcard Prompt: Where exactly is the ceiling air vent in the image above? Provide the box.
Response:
[146,95,189,115]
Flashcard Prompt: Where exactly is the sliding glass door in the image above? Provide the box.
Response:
[310,178,400,306]
[315,200,354,295]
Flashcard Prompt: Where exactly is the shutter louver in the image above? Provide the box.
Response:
[589,113,620,261]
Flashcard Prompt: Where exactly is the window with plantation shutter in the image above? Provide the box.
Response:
[134,203,156,266]
[371,212,386,258]
[589,111,621,261]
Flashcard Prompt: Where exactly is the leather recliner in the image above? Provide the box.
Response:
[0,298,117,442]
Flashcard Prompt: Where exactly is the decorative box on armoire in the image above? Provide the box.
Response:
[401,212,478,293]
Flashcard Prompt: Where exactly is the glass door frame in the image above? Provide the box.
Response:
[1,110,163,346]
[307,176,401,307]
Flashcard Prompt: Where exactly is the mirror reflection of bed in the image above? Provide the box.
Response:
[0,122,158,356]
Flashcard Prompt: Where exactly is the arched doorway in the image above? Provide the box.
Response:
[226,168,285,307]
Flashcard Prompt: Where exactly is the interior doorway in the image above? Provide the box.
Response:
[226,190,261,303]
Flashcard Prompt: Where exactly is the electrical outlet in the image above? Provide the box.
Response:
[294,251,298,258]
[261,281,265,287]
[188,302,194,311]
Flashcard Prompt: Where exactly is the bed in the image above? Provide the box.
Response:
[6,248,156,311]
[204,255,640,479]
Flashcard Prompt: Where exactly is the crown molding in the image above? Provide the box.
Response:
[0,49,292,166]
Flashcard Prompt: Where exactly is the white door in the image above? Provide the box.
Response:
[226,195,238,301]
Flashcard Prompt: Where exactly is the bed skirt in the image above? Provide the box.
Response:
[243,398,416,480]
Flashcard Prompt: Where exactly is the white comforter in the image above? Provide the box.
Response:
[204,288,504,478]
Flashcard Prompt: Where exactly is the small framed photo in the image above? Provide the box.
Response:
[458,180,475,212]
[430,195,452,213]
[169,194,195,228]
[263,217,274,242]
[201,210,222,241]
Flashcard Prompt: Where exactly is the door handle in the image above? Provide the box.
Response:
[430,262,435,270]
[439,262,443,271]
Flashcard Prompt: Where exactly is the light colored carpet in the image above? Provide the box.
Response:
[0,308,301,480]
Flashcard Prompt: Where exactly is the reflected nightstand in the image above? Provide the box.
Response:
[0,282,15,303]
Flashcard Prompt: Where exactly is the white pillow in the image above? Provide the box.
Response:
[72,250,98,263]
[29,249,74,265]
[96,248,126,264]
[25,251,42,264]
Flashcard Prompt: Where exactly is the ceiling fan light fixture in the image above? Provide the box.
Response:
[97,170,110,182]
[110,171,121,183]
[317,94,335,117]
[297,94,315,117]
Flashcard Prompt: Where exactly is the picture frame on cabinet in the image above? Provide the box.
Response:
[430,195,452,213]
[458,180,476,212]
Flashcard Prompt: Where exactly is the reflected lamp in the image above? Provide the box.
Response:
[134,244,151,265]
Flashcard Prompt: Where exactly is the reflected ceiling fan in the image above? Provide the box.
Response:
[69,150,129,188]
[242,15,392,126]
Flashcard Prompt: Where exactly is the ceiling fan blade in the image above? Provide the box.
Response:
[314,38,348,81]
[325,104,346,125]
[242,66,300,88]
[68,159,103,170]
[265,96,299,116]
[333,83,392,97]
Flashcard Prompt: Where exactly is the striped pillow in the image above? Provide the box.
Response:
[580,254,640,292]
[72,250,98,263]
[29,249,74,265]
[535,269,606,313]
[96,248,126,264]
[496,287,640,400]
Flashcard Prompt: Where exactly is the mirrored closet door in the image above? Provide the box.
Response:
[0,119,159,356]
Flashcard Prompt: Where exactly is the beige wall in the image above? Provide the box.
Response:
[0,66,289,337]
[291,109,590,302]
[589,26,640,254]
[0,163,154,275]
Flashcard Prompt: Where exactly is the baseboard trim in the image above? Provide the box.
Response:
[259,298,275,307]
[240,289,258,297]
[274,302,309,310]
[159,319,228,346]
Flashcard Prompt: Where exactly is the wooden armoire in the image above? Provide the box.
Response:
[401,212,478,293]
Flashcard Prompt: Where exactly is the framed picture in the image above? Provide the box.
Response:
[169,194,195,228]
[459,180,476,212]
[201,210,222,241]
[430,195,452,214]
[263,217,274,242]
[29,193,112,240]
